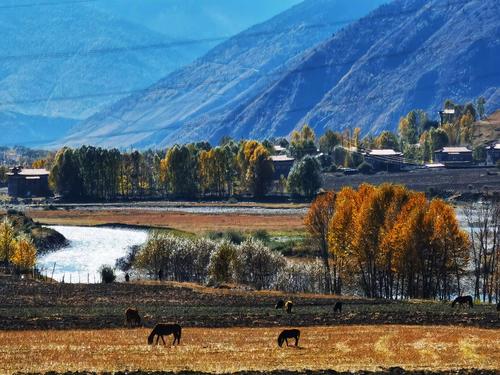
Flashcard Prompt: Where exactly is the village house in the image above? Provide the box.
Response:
[270,155,295,179]
[7,167,50,198]
[364,149,405,171]
[433,147,473,167]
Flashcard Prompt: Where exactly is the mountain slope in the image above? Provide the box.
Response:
[64,0,388,148]
[218,0,500,139]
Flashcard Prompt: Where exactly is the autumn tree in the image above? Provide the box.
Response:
[375,131,399,150]
[289,124,317,158]
[11,235,37,272]
[318,130,341,155]
[0,218,17,266]
[305,192,336,293]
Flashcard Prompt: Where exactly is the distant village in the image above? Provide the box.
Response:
[1,102,499,201]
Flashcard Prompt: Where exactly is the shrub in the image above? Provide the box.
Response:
[287,155,321,197]
[357,161,373,174]
[251,229,270,243]
[99,265,116,284]
[234,239,285,290]
[208,240,237,284]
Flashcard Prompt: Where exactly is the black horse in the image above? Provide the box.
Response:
[497,302,500,312]
[333,301,342,313]
[147,323,182,345]
[277,329,300,347]
[451,295,473,308]
[275,300,285,309]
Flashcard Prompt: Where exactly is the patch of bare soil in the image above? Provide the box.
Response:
[1,279,498,330]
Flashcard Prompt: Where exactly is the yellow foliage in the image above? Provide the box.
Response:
[10,236,37,270]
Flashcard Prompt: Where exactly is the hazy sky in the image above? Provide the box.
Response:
[87,0,304,40]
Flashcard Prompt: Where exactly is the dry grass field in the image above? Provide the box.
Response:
[25,209,306,233]
[0,326,498,373]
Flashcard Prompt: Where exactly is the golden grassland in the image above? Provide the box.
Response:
[0,326,498,373]
[24,209,306,233]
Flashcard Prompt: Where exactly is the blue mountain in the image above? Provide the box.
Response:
[63,0,388,148]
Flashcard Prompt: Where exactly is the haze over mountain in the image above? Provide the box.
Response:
[0,0,299,147]
[63,0,388,148]
[67,0,500,148]
[88,0,303,42]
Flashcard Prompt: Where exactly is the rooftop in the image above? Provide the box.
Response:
[270,155,295,162]
[437,147,472,154]
[7,168,50,176]
[368,149,403,156]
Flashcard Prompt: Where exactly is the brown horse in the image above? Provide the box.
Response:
[277,329,300,347]
[333,301,342,313]
[124,308,141,328]
[147,323,182,345]
[451,295,473,308]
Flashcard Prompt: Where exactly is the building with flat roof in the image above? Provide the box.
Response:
[7,167,50,198]
[270,155,295,179]
[434,147,472,167]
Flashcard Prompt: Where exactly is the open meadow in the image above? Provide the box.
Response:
[24,206,306,233]
[0,326,498,374]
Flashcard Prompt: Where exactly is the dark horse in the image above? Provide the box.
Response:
[277,329,300,347]
[125,308,141,328]
[147,323,182,345]
[333,302,342,313]
[497,302,500,312]
[451,295,473,308]
[275,300,285,309]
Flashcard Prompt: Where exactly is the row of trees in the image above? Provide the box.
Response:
[0,218,37,273]
[306,184,471,299]
[48,140,277,200]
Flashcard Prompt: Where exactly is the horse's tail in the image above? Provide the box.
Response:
[277,334,284,347]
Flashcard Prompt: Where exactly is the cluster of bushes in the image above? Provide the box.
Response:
[131,232,332,293]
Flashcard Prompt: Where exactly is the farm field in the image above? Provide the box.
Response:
[0,325,498,374]
[24,208,306,233]
[1,279,499,330]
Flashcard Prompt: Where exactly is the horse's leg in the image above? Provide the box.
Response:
[156,335,160,345]
[295,336,299,346]
[285,338,289,347]
[161,335,166,345]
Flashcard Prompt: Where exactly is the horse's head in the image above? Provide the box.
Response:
[277,336,284,347]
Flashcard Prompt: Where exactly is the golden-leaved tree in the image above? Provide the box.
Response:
[321,184,470,299]
[11,236,37,271]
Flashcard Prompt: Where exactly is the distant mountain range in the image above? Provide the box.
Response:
[88,0,302,42]
[61,0,388,148]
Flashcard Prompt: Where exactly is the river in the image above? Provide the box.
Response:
[37,226,148,282]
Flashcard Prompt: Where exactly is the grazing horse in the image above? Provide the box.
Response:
[124,308,141,328]
[285,300,293,313]
[147,323,182,345]
[277,329,300,347]
[333,301,342,313]
[275,300,285,309]
[451,295,473,308]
